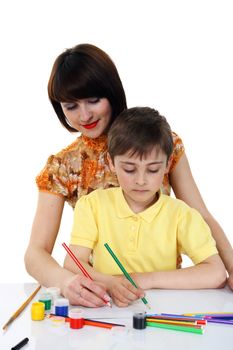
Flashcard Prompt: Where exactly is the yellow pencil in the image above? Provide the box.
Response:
[146,318,200,327]
[2,285,41,331]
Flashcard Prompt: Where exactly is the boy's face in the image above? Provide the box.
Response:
[108,147,170,212]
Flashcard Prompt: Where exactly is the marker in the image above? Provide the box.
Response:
[11,337,29,350]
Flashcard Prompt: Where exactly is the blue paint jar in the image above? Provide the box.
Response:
[54,298,69,317]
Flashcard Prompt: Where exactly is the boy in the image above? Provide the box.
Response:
[65,107,226,307]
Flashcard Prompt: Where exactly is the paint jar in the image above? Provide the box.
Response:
[54,298,69,317]
[49,315,66,327]
[38,292,52,312]
[133,312,146,329]
[31,302,45,321]
[69,308,84,329]
[46,287,61,305]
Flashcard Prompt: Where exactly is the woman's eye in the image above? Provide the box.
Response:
[65,104,77,111]
[89,97,100,104]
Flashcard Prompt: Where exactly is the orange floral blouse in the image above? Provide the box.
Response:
[36,132,185,209]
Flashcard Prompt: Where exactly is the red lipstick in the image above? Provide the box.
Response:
[82,121,98,129]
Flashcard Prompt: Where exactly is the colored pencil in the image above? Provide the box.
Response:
[148,314,203,322]
[84,318,125,327]
[62,242,92,279]
[146,316,198,324]
[205,319,233,325]
[48,314,125,328]
[84,319,125,329]
[160,313,203,319]
[2,285,41,331]
[146,321,204,334]
[146,318,202,328]
[204,314,233,319]
[62,242,111,307]
[184,312,233,316]
[104,243,151,309]
[157,313,207,325]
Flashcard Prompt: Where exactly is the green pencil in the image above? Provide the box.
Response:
[146,321,204,334]
[104,243,151,309]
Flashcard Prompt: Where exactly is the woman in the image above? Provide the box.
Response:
[24,44,233,307]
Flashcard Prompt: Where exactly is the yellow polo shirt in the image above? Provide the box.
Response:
[70,188,217,275]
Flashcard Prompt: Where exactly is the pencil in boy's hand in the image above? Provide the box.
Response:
[104,243,151,309]
[62,243,111,307]
[62,242,92,279]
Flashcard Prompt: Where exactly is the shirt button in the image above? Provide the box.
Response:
[133,217,138,221]
[130,236,134,242]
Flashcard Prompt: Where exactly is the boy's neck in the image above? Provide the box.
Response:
[123,191,160,214]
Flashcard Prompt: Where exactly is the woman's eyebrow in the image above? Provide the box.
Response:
[61,102,76,107]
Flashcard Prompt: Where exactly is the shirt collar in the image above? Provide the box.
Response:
[81,134,108,152]
[115,188,164,223]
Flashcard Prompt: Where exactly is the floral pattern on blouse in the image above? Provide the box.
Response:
[36,132,185,209]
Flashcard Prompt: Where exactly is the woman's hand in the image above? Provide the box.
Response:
[62,274,111,307]
[106,275,144,307]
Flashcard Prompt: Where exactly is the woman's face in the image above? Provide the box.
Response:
[61,97,112,138]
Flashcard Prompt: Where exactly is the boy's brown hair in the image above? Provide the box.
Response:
[108,107,173,163]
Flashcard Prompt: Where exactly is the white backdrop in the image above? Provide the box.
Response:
[0,0,232,282]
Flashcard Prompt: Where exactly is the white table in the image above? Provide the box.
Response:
[1,283,233,350]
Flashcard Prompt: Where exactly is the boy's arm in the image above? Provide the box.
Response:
[131,254,226,290]
[64,245,112,283]
[64,244,144,307]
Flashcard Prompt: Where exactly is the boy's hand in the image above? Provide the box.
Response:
[106,275,144,307]
[130,272,152,289]
[62,274,110,307]
[227,269,233,290]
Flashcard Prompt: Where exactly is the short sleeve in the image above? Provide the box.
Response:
[36,155,70,198]
[169,132,185,172]
[70,195,98,249]
[177,207,218,264]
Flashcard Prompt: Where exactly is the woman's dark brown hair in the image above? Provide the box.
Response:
[48,44,127,132]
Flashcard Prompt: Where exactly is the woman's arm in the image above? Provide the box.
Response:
[24,192,109,307]
[131,255,226,290]
[170,153,233,289]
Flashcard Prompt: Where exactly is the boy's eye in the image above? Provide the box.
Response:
[123,168,135,173]
[148,169,159,173]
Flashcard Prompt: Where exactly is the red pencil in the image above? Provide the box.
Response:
[62,242,111,307]
[62,243,92,279]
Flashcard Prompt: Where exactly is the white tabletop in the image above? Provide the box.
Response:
[1,283,233,350]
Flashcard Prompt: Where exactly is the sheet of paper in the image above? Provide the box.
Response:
[70,290,157,319]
